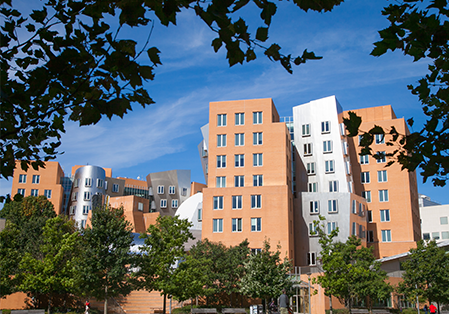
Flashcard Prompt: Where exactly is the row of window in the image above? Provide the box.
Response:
[213,195,262,210]
[301,121,331,137]
[423,231,449,241]
[212,217,262,233]
[308,221,338,236]
[73,177,104,189]
[217,132,263,147]
[17,188,52,198]
[361,190,389,203]
[18,174,40,184]
[160,199,178,209]
[157,185,177,195]
[216,175,263,188]
[217,153,263,168]
[361,170,388,184]
[308,199,340,214]
[359,134,385,145]
[217,112,263,127]
[306,160,335,175]
[69,205,91,215]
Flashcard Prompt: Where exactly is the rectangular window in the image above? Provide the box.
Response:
[309,223,317,236]
[169,186,176,194]
[235,154,244,167]
[253,132,263,145]
[375,134,385,144]
[352,222,357,236]
[307,252,316,266]
[31,189,38,197]
[309,201,319,214]
[213,219,223,233]
[377,151,386,163]
[69,206,75,215]
[329,180,338,192]
[442,231,449,239]
[251,217,262,232]
[328,200,338,213]
[72,192,78,201]
[432,232,440,240]
[362,191,371,203]
[235,113,245,125]
[96,179,104,188]
[216,176,226,188]
[325,160,335,173]
[367,231,374,243]
[321,121,330,133]
[81,220,87,229]
[85,177,92,187]
[379,189,389,202]
[44,189,52,199]
[214,196,224,210]
[235,133,244,146]
[253,153,263,166]
[381,230,392,242]
[361,171,370,184]
[217,134,227,147]
[251,195,261,209]
[160,199,167,208]
[112,184,119,193]
[82,205,91,215]
[307,162,316,175]
[32,175,40,184]
[440,216,448,225]
[157,185,164,194]
[232,218,243,232]
[368,210,373,222]
[423,233,431,240]
[138,202,144,211]
[253,175,263,187]
[234,175,244,187]
[232,195,242,209]
[302,124,310,136]
[253,111,262,124]
[217,155,227,168]
[19,174,26,183]
[198,208,202,221]
[327,221,337,234]
[359,203,363,216]
[84,191,91,201]
[378,170,388,182]
[308,182,317,192]
[360,154,369,164]
[323,140,332,153]
[217,114,227,126]
[74,178,80,188]
[380,209,390,222]
[304,143,312,156]
[352,200,357,214]
[172,199,178,208]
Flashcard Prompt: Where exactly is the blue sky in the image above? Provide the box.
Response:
[1,0,447,205]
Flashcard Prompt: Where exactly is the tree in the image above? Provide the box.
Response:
[77,205,136,314]
[240,240,292,311]
[138,215,194,314]
[1,0,341,180]
[398,240,449,311]
[17,216,82,314]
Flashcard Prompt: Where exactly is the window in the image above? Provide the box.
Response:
[235,133,244,146]
[85,177,92,187]
[217,114,227,126]
[112,184,119,193]
[160,199,167,208]
[377,151,386,163]
[235,113,244,125]
[217,155,227,168]
[72,192,78,201]
[69,206,75,215]
[307,252,316,266]
[80,220,87,229]
[235,154,244,167]
[182,187,187,196]
[216,176,226,188]
[44,189,52,198]
[214,196,224,210]
[96,179,104,188]
[442,231,449,239]
[323,140,332,153]
[321,121,330,133]
[232,195,242,209]
[367,231,374,243]
[352,222,357,236]
[432,232,440,240]
[82,205,91,215]
[32,175,40,184]
[251,195,261,209]
[234,175,244,187]
[309,201,319,214]
[74,178,80,188]
[302,124,310,136]
[308,182,317,192]
[253,175,263,187]
[328,200,338,213]
[352,200,357,214]
[329,180,338,192]
[362,191,371,203]
[423,233,431,240]
[368,210,373,222]
[253,132,263,145]
[360,154,369,164]
[359,225,365,238]
[381,230,392,242]
[440,216,448,225]
[309,223,317,236]
[172,199,179,208]
[213,219,223,233]
[378,170,387,182]
[232,218,242,232]
[375,134,385,144]
[251,218,262,232]
[307,162,316,175]
[19,174,26,183]
[217,134,227,147]
[253,153,263,166]
[31,189,38,196]
[379,189,389,202]
[198,208,202,221]
[84,191,91,201]
[253,111,262,124]
[138,202,144,211]
[304,143,312,156]
[169,186,176,194]
[325,160,334,173]
[359,203,364,216]
[251,248,262,254]
[327,221,337,234]
[361,171,370,184]
[380,210,390,222]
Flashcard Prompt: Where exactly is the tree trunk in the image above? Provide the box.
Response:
[48,293,52,314]
[329,295,333,314]
[163,293,167,314]
[104,284,108,314]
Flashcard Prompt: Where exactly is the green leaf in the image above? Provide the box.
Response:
[256,27,268,42]
[147,47,162,65]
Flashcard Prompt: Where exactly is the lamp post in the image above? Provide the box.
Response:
[307,273,311,314]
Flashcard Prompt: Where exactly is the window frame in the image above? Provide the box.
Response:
[235,113,245,126]
[321,121,330,133]
[251,217,262,232]
[251,195,261,209]
[253,175,263,187]
[32,175,40,184]
[323,140,332,153]
[302,124,311,137]
[253,153,263,167]
[253,132,263,145]
[232,195,243,209]
[19,174,27,183]
[232,218,243,232]
[328,199,338,213]
[44,189,52,199]
[216,176,226,188]
[309,201,319,214]
[217,134,227,147]
[235,154,244,167]
[380,209,390,222]
[234,175,244,187]
[253,111,262,124]
[213,196,224,210]
[213,218,223,233]
[361,171,370,184]
[235,133,244,146]
[217,114,227,127]
[217,155,227,168]
[378,170,388,182]
[325,160,335,173]
[160,199,167,208]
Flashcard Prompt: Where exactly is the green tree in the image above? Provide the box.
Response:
[78,205,136,314]
[138,215,194,314]
[17,216,82,314]
[240,240,292,312]
[398,240,449,311]
[1,0,341,180]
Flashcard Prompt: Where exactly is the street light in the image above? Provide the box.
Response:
[307,272,311,314]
